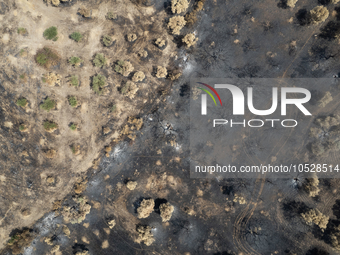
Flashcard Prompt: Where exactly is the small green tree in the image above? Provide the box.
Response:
[102,35,113,46]
[68,96,78,107]
[40,97,56,112]
[17,27,27,35]
[43,26,58,41]
[43,121,58,131]
[69,123,77,131]
[93,53,107,68]
[69,56,82,67]
[70,32,83,42]
[16,98,28,107]
[106,12,117,20]
[19,124,26,131]
[92,74,106,95]
[69,75,79,87]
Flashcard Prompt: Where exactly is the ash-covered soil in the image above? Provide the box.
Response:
[2,0,340,254]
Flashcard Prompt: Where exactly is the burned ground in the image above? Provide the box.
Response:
[2,0,340,254]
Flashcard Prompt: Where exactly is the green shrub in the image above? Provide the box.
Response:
[40,97,56,112]
[68,96,78,107]
[102,35,113,46]
[16,98,28,107]
[43,121,58,131]
[93,53,107,68]
[17,27,27,35]
[70,32,83,42]
[110,104,116,112]
[70,123,77,131]
[92,74,106,95]
[114,60,125,74]
[106,12,117,20]
[69,56,82,67]
[19,74,25,79]
[35,47,60,69]
[70,75,79,87]
[43,26,58,41]
[19,124,26,131]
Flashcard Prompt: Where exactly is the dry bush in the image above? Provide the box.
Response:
[121,81,139,99]
[171,0,189,14]
[78,6,91,17]
[155,38,166,47]
[301,208,329,229]
[286,0,298,8]
[169,70,182,80]
[331,0,340,3]
[137,199,154,218]
[185,0,205,26]
[303,177,320,197]
[45,149,56,158]
[132,71,145,82]
[160,202,174,222]
[61,196,91,224]
[137,50,148,58]
[135,225,154,246]
[156,66,167,78]
[168,16,186,35]
[183,33,198,47]
[7,229,34,255]
[127,33,137,42]
[43,72,62,86]
[310,6,329,24]
[115,60,134,77]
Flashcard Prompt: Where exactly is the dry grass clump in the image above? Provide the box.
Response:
[301,208,329,230]
[135,225,155,246]
[310,6,329,24]
[44,0,69,6]
[115,60,134,77]
[171,0,189,14]
[45,149,57,159]
[121,81,139,99]
[155,38,166,47]
[168,16,186,35]
[126,181,137,190]
[160,202,174,222]
[233,194,246,204]
[137,199,154,218]
[120,117,143,140]
[43,72,62,86]
[156,66,167,78]
[182,33,198,47]
[127,33,137,42]
[132,71,145,82]
[78,6,91,17]
[286,0,298,8]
